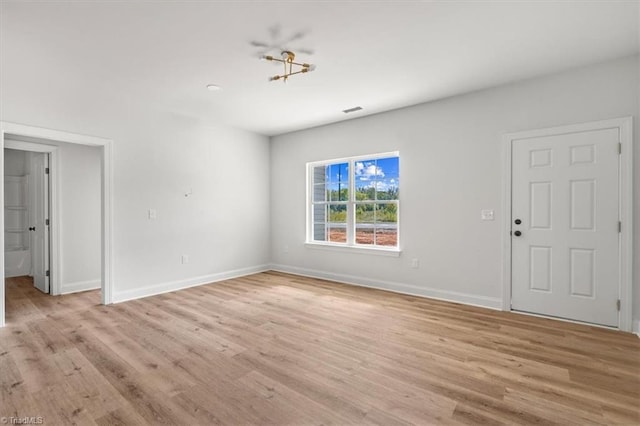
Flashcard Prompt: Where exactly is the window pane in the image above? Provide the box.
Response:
[377,179,399,200]
[328,204,347,243]
[376,203,397,223]
[313,222,327,241]
[375,203,397,246]
[354,159,377,201]
[312,204,328,241]
[355,203,398,246]
[375,227,397,246]
[355,184,375,201]
[313,203,327,224]
[313,165,328,202]
[329,185,348,202]
[313,183,326,202]
[329,225,347,243]
[377,157,399,200]
[355,203,375,245]
[328,162,348,201]
[313,165,326,185]
[355,156,399,201]
[355,203,375,223]
[329,204,347,223]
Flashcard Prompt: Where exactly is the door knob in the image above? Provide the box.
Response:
[28,227,35,231]
[514,219,522,225]
[514,230,522,237]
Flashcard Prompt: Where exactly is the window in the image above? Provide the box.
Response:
[308,152,399,250]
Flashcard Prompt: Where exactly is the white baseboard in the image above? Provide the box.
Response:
[269,263,503,310]
[4,270,29,278]
[633,319,640,337]
[60,279,101,294]
[112,264,270,304]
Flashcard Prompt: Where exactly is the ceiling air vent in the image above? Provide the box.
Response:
[342,106,363,114]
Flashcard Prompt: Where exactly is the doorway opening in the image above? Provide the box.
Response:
[4,148,51,295]
[0,122,113,327]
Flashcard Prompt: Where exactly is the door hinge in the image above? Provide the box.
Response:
[616,300,621,311]
[45,270,50,277]
[618,143,622,154]
[45,219,50,226]
[45,167,50,174]
[618,221,621,233]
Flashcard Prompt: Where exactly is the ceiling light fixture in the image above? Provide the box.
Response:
[206,84,222,91]
[261,51,316,82]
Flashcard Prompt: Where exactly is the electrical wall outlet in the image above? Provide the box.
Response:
[181,255,189,264]
[410,258,419,269]
[148,209,157,220]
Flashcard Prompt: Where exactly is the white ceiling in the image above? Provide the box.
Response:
[1,1,639,136]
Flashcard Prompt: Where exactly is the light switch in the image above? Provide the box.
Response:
[481,209,494,221]
[148,209,157,220]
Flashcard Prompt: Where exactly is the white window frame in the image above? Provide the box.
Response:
[306,151,400,256]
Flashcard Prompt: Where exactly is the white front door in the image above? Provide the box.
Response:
[511,128,620,327]
[30,152,50,294]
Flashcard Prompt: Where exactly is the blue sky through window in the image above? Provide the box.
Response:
[325,157,399,194]
[355,157,399,193]
[326,163,348,199]
[327,163,348,184]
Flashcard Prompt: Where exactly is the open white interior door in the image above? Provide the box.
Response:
[30,152,50,294]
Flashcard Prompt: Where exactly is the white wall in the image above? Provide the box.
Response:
[1,58,271,304]
[107,118,270,301]
[57,142,102,293]
[270,56,640,325]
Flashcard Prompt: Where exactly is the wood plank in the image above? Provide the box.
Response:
[2,272,638,425]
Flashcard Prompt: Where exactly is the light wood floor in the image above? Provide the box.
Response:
[1,273,639,425]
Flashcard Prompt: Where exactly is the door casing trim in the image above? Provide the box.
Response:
[501,117,633,332]
[0,122,113,327]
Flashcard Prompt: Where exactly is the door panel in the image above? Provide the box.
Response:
[530,182,551,229]
[529,246,552,292]
[30,153,49,294]
[511,128,619,327]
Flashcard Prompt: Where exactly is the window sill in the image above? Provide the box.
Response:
[304,242,401,257]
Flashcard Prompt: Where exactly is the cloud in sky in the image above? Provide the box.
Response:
[366,180,399,191]
[355,161,385,181]
[372,181,389,191]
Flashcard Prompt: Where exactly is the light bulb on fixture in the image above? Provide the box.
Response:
[301,64,317,73]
